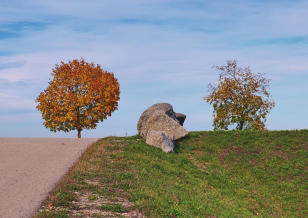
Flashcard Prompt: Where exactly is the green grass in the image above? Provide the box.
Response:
[100,203,127,213]
[35,130,308,217]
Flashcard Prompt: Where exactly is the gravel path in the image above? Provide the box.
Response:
[0,138,98,218]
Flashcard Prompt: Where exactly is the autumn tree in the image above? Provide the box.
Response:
[205,60,275,130]
[36,58,120,138]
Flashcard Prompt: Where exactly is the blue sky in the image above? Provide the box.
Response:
[0,0,307,137]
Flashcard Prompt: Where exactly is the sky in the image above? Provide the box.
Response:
[0,0,307,138]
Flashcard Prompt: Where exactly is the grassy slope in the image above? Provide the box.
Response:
[35,130,308,217]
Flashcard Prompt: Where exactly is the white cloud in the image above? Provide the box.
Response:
[0,112,38,122]
[0,92,34,109]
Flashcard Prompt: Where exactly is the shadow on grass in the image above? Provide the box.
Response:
[173,134,190,153]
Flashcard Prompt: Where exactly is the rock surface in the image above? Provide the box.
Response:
[137,103,188,140]
[137,103,188,152]
[146,130,174,153]
[175,113,186,126]
[137,103,178,134]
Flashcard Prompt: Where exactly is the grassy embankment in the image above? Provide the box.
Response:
[35,130,307,217]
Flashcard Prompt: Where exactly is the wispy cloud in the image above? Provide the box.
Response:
[239,36,308,46]
[0,112,38,122]
[0,92,34,110]
[0,60,27,70]
[1,21,49,31]
[0,21,51,40]
[0,31,19,40]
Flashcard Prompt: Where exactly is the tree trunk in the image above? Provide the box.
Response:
[239,121,244,130]
[77,106,81,138]
[77,129,82,138]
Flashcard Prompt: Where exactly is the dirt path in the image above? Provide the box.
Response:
[0,138,98,218]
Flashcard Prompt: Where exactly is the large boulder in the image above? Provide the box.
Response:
[146,130,174,153]
[137,103,188,152]
[137,103,178,132]
[175,113,186,126]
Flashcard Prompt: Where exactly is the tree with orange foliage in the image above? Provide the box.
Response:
[36,58,120,138]
[205,60,275,130]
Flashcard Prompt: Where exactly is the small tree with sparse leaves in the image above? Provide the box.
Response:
[205,60,275,130]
